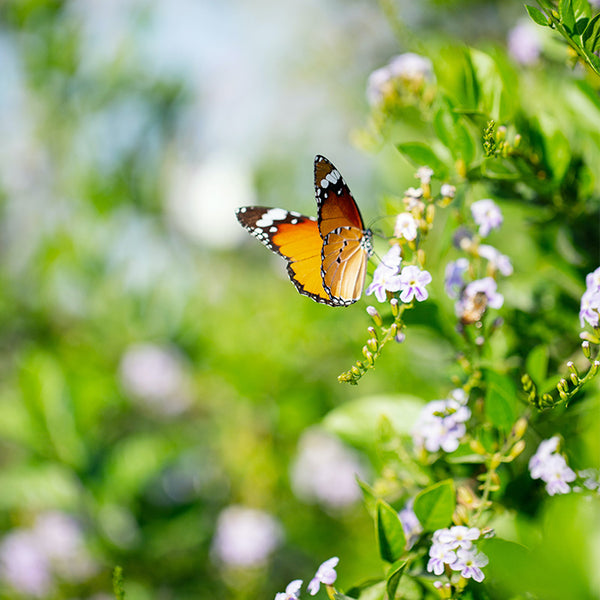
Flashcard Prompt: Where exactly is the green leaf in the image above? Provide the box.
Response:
[526,5,549,26]
[333,592,360,600]
[481,157,520,180]
[357,477,378,518]
[572,0,591,21]
[386,559,407,600]
[526,345,549,386]
[376,499,407,563]
[396,142,447,176]
[484,370,519,432]
[413,479,456,531]
[433,105,476,165]
[582,13,600,53]
[560,0,576,31]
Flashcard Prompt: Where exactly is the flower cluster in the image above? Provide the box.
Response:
[528,437,576,496]
[444,198,510,325]
[412,389,471,453]
[427,526,489,583]
[366,244,431,304]
[366,52,434,106]
[580,266,600,328]
[274,557,339,599]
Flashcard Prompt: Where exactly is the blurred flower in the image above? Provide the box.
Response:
[366,245,403,303]
[580,267,600,328]
[449,388,468,405]
[441,183,456,199]
[367,53,433,106]
[405,186,423,199]
[508,20,542,65]
[394,212,418,241]
[454,547,489,582]
[415,166,434,185]
[478,244,513,276]
[577,469,600,492]
[166,153,255,249]
[0,530,52,597]
[444,258,469,299]
[471,199,503,237]
[453,227,475,251]
[412,397,471,453]
[119,343,191,416]
[398,500,422,549]
[455,277,503,323]
[529,437,576,495]
[275,579,303,600]
[308,557,339,596]
[427,540,456,576]
[435,526,480,550]
[291,430,366,509]
[398,265,432,303]
[211,506,282,567]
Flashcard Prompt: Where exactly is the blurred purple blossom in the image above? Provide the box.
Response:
[471,199,503,237]
[478,244,513,276]
[412,397,471,453]
[275,579,303,600]
[394,212,418,241]
[444,258,469,299]
[529,437,576,496]
[508,20,542,65]
[308,557,339,596]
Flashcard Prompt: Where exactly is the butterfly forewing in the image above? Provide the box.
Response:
[235,206,333,304]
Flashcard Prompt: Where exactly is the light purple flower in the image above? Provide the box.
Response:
[416,166,434,185]
[394,212,418,241]
[366,244,403,303]
[388,53,434,82]
[457,277,504,315]
[211,506,282,567]
[453,547,489,582]
[444,258,469,299]
[412,398,471,453]
[398,500,422,549]
[405,186,423,199]
[478,244,513,276]
[441,184,456,198]
[585,267,600,292]
[366,66,394,106]
[529,437,576,496]
[508,20,541,65]
[580,287,600,328]
[427,542,457,576]
[435,526,480,550]
[449,388,468,405]
[275,579,303,600]
[398,265,432,303]
[471,199,503,237]
[528,436,560,479]
[308,557,339,596]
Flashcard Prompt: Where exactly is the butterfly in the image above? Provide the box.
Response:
[235,155,373,306]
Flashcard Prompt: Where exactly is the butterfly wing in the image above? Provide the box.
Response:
[314,155,371,305]
[235,206,333,304]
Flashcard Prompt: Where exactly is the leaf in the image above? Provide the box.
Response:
[433,105,476,165]
[572,0,591,21]
[413,479,455,531]
[357,477,378,518]
[376,499,407,563]
[484,370,519,432]
[526,345,549,386]
[582,13,600,54]
[526,5,549,26]
[386,560,407,600]
[481,157,520,180]
[396,142,447,176]
[560,0,576,31]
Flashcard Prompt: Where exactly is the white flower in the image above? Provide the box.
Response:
[415,166,434,185]
[528,437,576,496]
[308,557,339,595]
[365,245,403,303]
[275,579,303,600]
[440,183,456,198]
[435,526,480,550]
[453,547,489,582]
[412,399,471,453]
[427,542,456,576]
[211,506,282,567]
[394,212,418,241]
[478,244,513,276]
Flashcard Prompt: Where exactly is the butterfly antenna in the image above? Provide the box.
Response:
[367,215,396,239]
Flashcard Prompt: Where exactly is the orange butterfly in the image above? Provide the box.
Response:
[235,155,373,306]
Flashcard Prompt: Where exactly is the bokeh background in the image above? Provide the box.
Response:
[0,1,597,599]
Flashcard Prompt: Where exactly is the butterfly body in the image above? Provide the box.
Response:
[236,156,372,306]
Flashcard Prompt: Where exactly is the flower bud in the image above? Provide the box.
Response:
[457,485,477,507]
[521,374,533,391]
[366,306,382,327]
[367,337,378,353]
[582,340,591,359]
[490,453,502,470]
[469,439,487,456]
[351,365,361,377]
[508,440,526,461]
[454,504,470,525]
[591,360,600,377]
[426,204,435,225]
[512,417,528,440]
[390,298,399,316]
[395,332,406,343]
[367,326,378,340]
[514,134,521,148]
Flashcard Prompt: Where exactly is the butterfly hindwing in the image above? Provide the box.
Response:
[235,206,333,304]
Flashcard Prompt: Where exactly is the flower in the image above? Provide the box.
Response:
[444,258,469,299]
[440,183,456,198]
[471,199,503,237]
[427,541,457,576]
[478,244,513,276]
[412,398,471,453]
[580,286,600,328]
[585,266,600,291]
[455,277,503,322]
[434,526,480,550]
[211,506,282,567]
[405,186,423,199]
[366,245,402,303]
[415,166,434,185]
[453,547,489,582]
[275,579,303,600]
[308,557,339,596]
[528,437,576,496]
[398,500,422,549]
[508,20,542,66]
[290,430,366,509]
[394,212,418,241]
[398,265,432,303]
